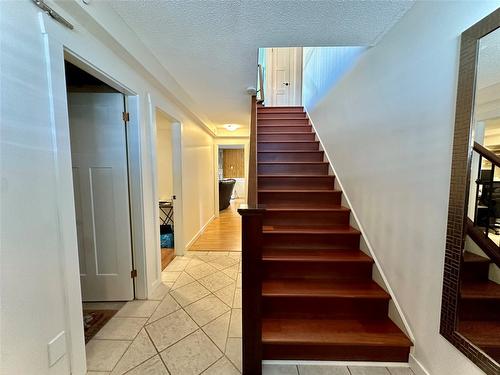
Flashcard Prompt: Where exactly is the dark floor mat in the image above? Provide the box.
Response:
[83,309,118,343]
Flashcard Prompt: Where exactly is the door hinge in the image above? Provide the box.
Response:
[123,112,130,122]
[131,269,137,278]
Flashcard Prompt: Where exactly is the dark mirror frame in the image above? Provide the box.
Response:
[442,8,500,375]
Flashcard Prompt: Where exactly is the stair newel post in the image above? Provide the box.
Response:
[238,205,265,375]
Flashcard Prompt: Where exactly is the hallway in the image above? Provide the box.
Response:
[189,199,243,252]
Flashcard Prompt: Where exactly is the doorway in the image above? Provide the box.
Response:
[65,61,134,342]
[155,110,176,270]
[264,47,303,106]
[218,145,246,204]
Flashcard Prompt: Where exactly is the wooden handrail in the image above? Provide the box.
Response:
[473,141,500,168]
[247,95,258,206]
[466,218,500,268]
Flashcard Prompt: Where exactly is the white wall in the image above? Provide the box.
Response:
[156,112,174,201]
[308,2,500,375]
[181,119,215,248]
[302,46,366,111]
[0,2,215,374]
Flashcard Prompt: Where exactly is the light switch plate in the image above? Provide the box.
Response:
[48,331,66,367]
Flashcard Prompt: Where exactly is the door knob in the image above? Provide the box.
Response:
[283,82,289,86]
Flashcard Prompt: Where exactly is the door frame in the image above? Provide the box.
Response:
[40,13,155,374]
[44,42,146,375]
[213,139,250,217]
[64,52,147,299]
[150,104,185,274]
[265,47,303,106]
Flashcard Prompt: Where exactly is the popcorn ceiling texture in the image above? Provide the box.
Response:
[110,1,414,128]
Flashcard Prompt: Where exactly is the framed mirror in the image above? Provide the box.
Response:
[442,8,500,375]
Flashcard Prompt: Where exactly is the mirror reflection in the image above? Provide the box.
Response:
[460,27,500,363]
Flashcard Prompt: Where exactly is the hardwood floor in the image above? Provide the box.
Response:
[189,199,243,252]
[161,248,175,270]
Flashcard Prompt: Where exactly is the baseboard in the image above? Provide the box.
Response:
[184,215,215,251]
[409,353,431,375]
[147,278,162,300]
[263,360,411,368]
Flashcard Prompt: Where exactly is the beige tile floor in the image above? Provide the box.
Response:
[86,251,414,375]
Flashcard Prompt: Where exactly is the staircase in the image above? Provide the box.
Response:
[255,106,412,363]
[459,252,500,362]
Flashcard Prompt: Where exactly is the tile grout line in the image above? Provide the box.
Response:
[143,326,172,374]
[89,253,242,374]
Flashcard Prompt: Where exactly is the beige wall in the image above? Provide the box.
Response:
[156,112,174,201]
[182,121,216,248]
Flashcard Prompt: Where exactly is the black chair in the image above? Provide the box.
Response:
[219,179,236,211]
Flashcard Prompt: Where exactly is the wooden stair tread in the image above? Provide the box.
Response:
[258,106,303,109]
[463,251,491,263]
[263,225,359,235]
[258,141,319,143]
[258,117,308,119]
[258,151,323,153]
[258,125,310,128]
[458,320,500,347]
[258,131,312,134]
[258,175,333,178]
[258,161,328,164]
[461,281,500,299]
[265,207,349,212]
[262,249,372,263]
[262,279,388,299]
[259,189,338,193]
[262,318,411,347]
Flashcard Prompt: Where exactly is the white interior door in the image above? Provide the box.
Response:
[272,47,292,106]
[69,92,134,301]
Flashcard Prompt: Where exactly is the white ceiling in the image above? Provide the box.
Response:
[478,27,500,90]
[109,1,414,130]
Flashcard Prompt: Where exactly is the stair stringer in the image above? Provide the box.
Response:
[305,107,415,345]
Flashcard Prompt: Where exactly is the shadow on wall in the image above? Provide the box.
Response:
[302,46,366,110]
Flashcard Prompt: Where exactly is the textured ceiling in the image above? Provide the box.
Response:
[109,1,414,129]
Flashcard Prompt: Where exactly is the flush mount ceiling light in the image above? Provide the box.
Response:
[223,124,241,131]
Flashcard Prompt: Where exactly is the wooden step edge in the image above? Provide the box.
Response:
[257,117,309,119]
[262,227,361,235]
[463,252,491,263]
[262,324,413,349]
[258,151,324,153]
[262,252,373,263]
[258,174,333,178]
[257,126,311,129]
[258,116,308,119]
[264,207,348,212]
[262,285,390,299]
[258,189,340,193]
[460,283,500,299]
[262,292,391,300]
[258,110,306,113]
[257,131,316,135]
[258,161,329,165]
[258,141,319,143]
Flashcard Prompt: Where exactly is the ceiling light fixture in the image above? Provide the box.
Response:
[223,124,241,132]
